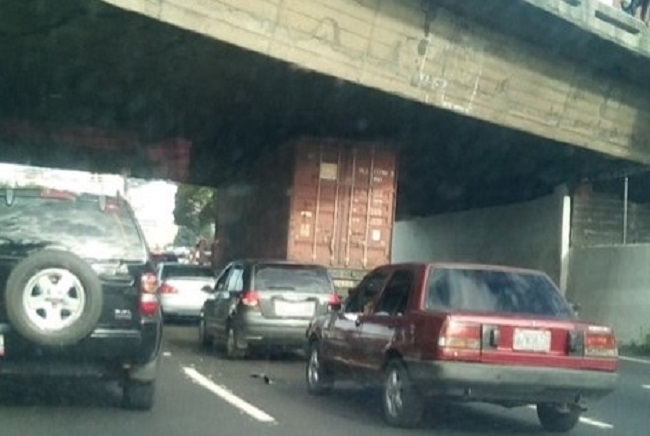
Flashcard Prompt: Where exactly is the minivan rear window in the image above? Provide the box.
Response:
[253,264,333,294]
[426,268,574,318]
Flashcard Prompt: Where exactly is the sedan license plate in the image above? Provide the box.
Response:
[274,301,315,317]
[513,329,551,352]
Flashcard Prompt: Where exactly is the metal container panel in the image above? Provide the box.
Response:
[215,137,397,276]
[286,138,397,270]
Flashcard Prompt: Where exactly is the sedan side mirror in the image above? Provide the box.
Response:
[201,285,213,293]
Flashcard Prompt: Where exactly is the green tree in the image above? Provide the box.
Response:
[173,184,216,243]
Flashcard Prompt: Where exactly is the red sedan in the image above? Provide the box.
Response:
[305,263,618,432]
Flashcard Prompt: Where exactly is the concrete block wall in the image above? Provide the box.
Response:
[392,190,567,285]
[567,244,650,343]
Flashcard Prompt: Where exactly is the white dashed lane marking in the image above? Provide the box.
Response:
[183,366,276,424]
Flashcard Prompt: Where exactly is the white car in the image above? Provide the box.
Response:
[157,263,216,321]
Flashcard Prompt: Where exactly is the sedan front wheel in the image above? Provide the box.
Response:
[306,341,333,395]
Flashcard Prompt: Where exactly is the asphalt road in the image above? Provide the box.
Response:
[0,325,647,436]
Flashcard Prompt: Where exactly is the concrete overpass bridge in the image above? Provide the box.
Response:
[2,0,650,218]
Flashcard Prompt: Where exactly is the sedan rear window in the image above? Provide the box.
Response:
[253,265,333,294]
[161,265,215,279]
[426,268,574,318]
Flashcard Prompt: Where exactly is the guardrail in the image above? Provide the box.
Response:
[525,0,650,57]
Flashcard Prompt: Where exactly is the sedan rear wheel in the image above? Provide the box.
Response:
[537,403,581,433]
[382,359,423,428]
[306,341,333,395]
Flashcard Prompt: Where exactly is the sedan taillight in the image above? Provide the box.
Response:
[438,318,482,362]
[585,326,618,358]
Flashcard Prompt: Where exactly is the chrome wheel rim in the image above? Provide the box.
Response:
[23,268,86,332]
[308,348,320,387]
[385,368,403,418]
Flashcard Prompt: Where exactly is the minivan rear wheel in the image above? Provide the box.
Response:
[225,326,247,360]
[198,315,211,349]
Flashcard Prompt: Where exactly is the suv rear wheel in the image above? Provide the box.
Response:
[5,250,103,346]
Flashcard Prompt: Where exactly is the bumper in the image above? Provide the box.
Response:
[235,317,311,349]
[161,299,204,318]
[404,360,618,403]
[0,322,162,378]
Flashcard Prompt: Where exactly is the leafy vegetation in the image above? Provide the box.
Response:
[173,184,216,245]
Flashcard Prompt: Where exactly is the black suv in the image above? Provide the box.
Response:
[0,187,163,410]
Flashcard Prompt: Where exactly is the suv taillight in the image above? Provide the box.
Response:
[438,318,482,362]
[140,272,159,317]
[241,290,261,308]
[585,326,618,358]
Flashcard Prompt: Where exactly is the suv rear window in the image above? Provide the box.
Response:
[253,264,333,294]
[161,265,215,279]
[0,191,146,261]
[426,268,574,318]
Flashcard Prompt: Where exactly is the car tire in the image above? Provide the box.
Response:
[123,380,156,411]
[5,249,103,346]
[225,326,247,360]
[537,403,581,433]
[198,315,212,349]
[382,359,424,428]
[306,341,334,395]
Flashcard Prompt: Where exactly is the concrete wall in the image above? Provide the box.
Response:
[567,245,650,343]
[392,190,568,285]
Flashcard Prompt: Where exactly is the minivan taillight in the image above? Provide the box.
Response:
[585,326,618,358]
[438,319,482,361]
[140,272,159,317]
[241,290,261,308]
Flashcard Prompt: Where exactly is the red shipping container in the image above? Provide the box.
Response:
[215,137,398,289]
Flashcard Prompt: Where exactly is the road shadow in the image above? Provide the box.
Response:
[294,384,544,434]
[0,377,123,410]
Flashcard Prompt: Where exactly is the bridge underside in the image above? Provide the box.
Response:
[0,0,643,217]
